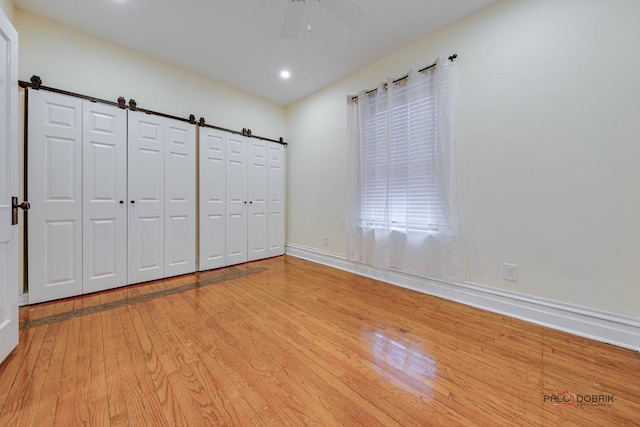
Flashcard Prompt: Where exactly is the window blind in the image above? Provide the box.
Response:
[358,67,451,233]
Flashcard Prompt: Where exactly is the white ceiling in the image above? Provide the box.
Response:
[14,0,498,106]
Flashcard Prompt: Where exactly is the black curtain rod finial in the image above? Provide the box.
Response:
[448,54,458,62]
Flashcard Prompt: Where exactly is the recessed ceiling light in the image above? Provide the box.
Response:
[280,70,291,79]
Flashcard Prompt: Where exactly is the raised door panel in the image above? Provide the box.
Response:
[0,11,18,364]
[268,143,286,257]
[128,111,164,284]
[164,119,196,277]
[225,134,247,266]
[82,102,127,294]
[248,140,268,261]
[199,128,226,270]
[28,90,83,304]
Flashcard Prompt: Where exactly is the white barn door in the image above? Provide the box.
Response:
[268,142,285,257]
[28,90,83,304]
[225,134,248,266]
[247,139,268,261]
[128,111,165,284]
[82,102,127,294]
[199,127,226,270]
[164,119,196,277]
[0,10,19,364]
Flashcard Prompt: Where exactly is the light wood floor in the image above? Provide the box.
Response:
[1,256,638,426]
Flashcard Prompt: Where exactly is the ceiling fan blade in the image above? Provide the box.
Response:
[320,0,369,29]
[280,0,306,39]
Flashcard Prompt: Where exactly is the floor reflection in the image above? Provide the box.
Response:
[365,328,437,398]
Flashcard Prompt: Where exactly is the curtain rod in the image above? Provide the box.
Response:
[18,75,287,146]
[351,53,457,102]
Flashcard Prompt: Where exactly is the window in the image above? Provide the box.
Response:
[346,58,460,280]
[358,65,452,234]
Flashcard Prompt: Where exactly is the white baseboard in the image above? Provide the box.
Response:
[285,243,640,352]
[19,293,28,307]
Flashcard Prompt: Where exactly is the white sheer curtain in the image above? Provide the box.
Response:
[346,57,462,282]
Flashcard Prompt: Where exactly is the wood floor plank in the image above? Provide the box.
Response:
[236,270,530,425]
[151,293,266,426]
[115,307,171,427]
[0,328,39,414]
[9,321,63,427]
[179,288,382,426]
[2,255,638,426]
[124,304,186,426]
[1,302,58,422]
[100,309,129,427]
[175,292,326,425]
[227,275,478,426]
[31,318,73,427]
[66,314,110,426]
[128,300,220,426]
[210,282,396,425]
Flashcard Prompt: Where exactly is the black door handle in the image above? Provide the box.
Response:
[11,196,30,226]
[13,200,30,210]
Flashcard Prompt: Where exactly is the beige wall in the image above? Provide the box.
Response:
[14,10,286,139]
[0,0,13,23]
[285,0,640,317]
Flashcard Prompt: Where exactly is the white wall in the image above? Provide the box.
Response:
[286,0,640,317]
[14,10,286,139]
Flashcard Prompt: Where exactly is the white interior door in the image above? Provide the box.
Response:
[82,101,127,294]
[164,119,195,277]
[28,90,83,304]
[199,127,226,271]
[247,139,268,262]
[128,111,164,284]
[225,134,247,266]
[0,10,19,364]
[268,142,285,257]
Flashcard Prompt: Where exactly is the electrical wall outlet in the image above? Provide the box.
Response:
[323,236,329,246]
[503,263,518,282]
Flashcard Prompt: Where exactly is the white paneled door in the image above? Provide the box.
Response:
[201,130,286,271]
[28,91,84,305]
[199,127,226,271]
[82,102,127,294]
[225,134,248,266]
[0,9,19,365]
[164,119,196,277]
[128,111,165,284]
[247,139,268,262]
[267,142,285,257]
